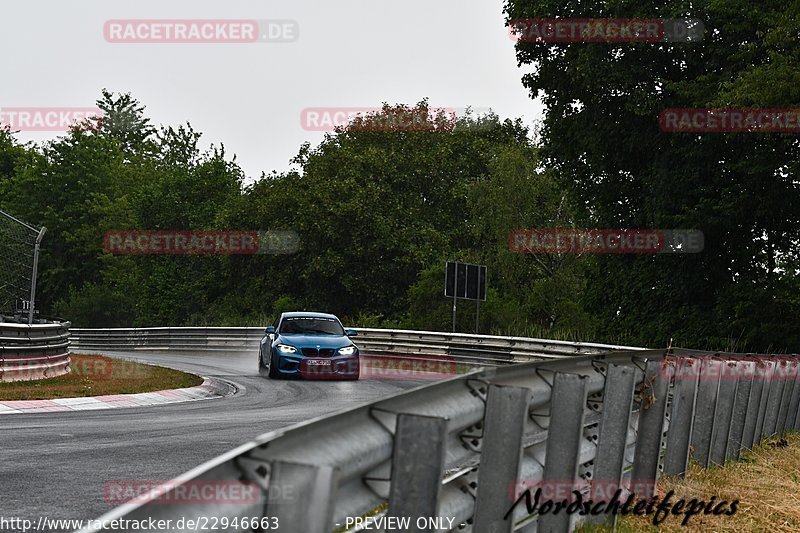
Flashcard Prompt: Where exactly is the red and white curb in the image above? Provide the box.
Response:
[0,377,236,415]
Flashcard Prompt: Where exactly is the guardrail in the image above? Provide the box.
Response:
[70,327,645,366]
[81,346,800,533]
[0,319,71,382]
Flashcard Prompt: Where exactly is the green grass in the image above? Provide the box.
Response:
[575,433,800,532]
[0,354,203,400]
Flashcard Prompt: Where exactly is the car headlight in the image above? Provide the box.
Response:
[277,344,297,354]
[338,346,357,356]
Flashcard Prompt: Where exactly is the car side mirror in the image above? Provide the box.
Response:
[265,326,275,334]
[346,329,358,337]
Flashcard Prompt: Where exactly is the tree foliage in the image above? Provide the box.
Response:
[504,0,800,349]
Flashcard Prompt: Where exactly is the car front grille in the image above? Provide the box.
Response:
[301,347,337,357]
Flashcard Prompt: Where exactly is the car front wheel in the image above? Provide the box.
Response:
[258,349,280,379]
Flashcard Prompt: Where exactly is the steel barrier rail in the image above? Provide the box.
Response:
[70,327,646,366]
[0,320,71,382]
[79,347,800,533]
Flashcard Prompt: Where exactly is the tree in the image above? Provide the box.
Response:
[231,102,541,326]
[504,0,800,350]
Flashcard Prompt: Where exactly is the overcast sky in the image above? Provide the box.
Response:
[2,0,543,180]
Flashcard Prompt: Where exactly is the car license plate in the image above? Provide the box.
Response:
[306,359,330,366]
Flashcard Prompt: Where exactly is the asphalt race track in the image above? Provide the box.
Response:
[0,350,430,528]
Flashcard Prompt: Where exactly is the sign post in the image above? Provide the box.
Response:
[452,270,458,333]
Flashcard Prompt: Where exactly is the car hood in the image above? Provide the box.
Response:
[276,334,353,349]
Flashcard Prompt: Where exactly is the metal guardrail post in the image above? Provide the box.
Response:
[631,360,672,497]
[388,414,449,530]
[761,360,785,439]
[750,360,774,448]
[742,360,765,450]
[776,360,798,435]
[775,360,790,434]
[727,360,754,460]
[266,461,338,533]
[663,358,698,476]
[538,372,588,533]
[588,364,636,528]
[691,358,721,467]
[709,360,738,466]
[473,385,533,533]
[787,361,800,433]
[794,381,800,431]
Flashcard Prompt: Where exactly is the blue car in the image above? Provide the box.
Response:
[258,312,360,380]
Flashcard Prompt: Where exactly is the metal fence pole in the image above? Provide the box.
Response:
[538,372,588,533]
[663,357,699,476]
[28,227,46,324]
[589,364,636,527]
[388,414,449,531]
[473,385,533,533]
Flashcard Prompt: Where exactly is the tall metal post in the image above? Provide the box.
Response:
[28,227,46,324]
[452,263,458,333]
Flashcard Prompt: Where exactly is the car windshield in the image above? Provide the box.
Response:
[279,317,344,336]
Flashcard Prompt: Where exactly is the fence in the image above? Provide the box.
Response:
[0,319,71,382]
[0,209,46,323]
[80,344,800,533]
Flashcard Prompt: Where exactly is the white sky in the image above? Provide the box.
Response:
[2,0,543,180]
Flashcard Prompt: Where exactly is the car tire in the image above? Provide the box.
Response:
[258,349,270,377]
[259,349,281,379]
[268,358,280,379]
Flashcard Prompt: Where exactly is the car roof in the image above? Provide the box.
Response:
[281,311,340,320]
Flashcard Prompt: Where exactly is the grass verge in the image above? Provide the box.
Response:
[0,353,203,400]
[578,432,800,532]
